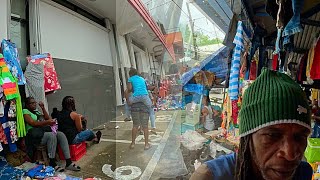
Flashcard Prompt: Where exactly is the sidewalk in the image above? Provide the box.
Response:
[64,110,187,179]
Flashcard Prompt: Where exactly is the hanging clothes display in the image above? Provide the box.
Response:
[231,100,239,125]
[249,59,257,80]
[310,38,320,80]
[221,93,232,130]
[0,54,19,100]
[24,63,48,112]
[229,21,244,101]
[27,53,61,93]
[311,89,320,101]
[272,54,279,70]
[15,83,26,138]
[1,40,26,85]
[0,101,17,152]
[297,53,308,83]
[306,41,315,80]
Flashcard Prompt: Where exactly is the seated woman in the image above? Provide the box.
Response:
[23,97,80,172]
[200,96,214,132]
[57,96,101,145]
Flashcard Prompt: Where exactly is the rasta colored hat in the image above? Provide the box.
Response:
[239,69,311,137]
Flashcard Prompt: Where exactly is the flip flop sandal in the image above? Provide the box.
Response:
[129,143,135,149]
[66,163,81,171]
[95,131,102,143]
[55,166,65,172]
[150,130,157,135]
[144,144,151,150]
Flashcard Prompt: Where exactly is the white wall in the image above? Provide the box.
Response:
[39,1,113,66]
[0,0,9,40]
[117,35,131,68]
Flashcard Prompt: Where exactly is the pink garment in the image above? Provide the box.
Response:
[51,119,58,135]
[27,53,61,92]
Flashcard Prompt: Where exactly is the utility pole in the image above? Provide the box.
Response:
[186,1,199,61]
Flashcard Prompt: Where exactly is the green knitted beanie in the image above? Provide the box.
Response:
[239,69,311,137]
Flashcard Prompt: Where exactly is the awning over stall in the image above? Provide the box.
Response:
[181,46,230,86]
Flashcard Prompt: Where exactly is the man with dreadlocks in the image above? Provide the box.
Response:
[190,69,313,180]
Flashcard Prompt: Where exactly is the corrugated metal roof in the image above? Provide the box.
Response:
[291,12,320,64]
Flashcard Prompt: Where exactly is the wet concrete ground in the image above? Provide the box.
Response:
[64,110,188,179]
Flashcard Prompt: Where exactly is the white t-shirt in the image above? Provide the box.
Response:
[203,105,214,131]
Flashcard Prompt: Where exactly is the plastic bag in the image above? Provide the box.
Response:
[179,130,207,150]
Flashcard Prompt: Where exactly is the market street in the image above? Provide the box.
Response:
[65,110,188,179]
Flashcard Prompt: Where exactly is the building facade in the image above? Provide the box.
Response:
[0,0,171,128]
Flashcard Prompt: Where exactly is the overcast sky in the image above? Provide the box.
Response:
[180,1,226,40]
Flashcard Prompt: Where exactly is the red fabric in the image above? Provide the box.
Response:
[27,53,61,92]
[0,124,8,144]
[159,87,166,98]
[249,61,257,80]
[231,100,239,125]
[311,39,320,80]
[272,54,279,70]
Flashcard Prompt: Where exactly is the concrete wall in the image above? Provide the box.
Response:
[39,0,113,66]
[47,58,116,128]
[38,1,117,126]
[0,0,9,40]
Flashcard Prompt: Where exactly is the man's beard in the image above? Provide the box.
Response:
[250,148,296,180]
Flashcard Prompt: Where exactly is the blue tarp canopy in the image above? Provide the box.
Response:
[181,46,229,86]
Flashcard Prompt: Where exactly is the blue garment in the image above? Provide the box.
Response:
[0,156,25,179]
[26,165,54,178]
[128,75,148,97]
[205,153,236,179]
[72,130,95,144]
[282,0,304,37]
[229,21,244,100]
[1,40,26,85]
[0,101,17,152]
[205,153,313,180]
[311,110,320,138]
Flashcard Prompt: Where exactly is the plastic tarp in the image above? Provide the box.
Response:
[181,46,229,86]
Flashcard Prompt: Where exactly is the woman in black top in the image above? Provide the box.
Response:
[57,96,101,144]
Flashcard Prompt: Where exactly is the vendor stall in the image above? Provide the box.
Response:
[180,46,230,134]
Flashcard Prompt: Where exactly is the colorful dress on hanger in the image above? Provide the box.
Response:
[27,53,61,93]
[24,62,48,112]
[229,21,244,101]
[0,54,19,100]
[0,101,17,152]
[1,40,26,85]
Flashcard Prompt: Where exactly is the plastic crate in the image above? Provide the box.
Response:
[58,142,86,161]
[305,138,320,163]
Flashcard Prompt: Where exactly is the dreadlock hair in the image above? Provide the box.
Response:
[235,135,253,180]
[62,96,76,111]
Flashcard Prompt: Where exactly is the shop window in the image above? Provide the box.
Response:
[10,0,29,70]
